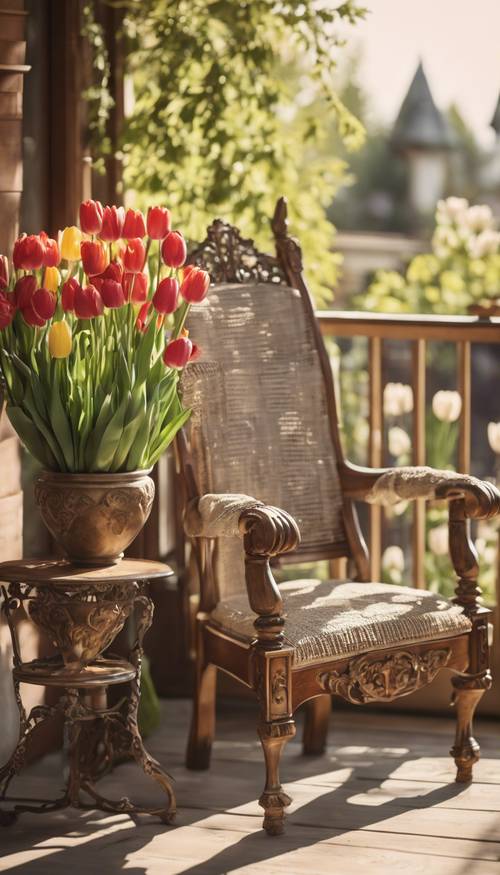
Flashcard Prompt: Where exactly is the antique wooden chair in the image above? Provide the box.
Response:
[177,197,499,836]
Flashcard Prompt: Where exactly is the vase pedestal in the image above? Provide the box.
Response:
[0,558,176,825]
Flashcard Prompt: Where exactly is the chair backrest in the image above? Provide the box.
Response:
[180,198,365,601]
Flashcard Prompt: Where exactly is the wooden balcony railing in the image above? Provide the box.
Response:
[317,311,500,591]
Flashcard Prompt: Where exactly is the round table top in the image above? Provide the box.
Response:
[0,558,173,586]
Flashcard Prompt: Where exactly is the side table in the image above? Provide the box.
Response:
[0,558,176,825]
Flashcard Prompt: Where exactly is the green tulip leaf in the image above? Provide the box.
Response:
[7,405,58,469]
[94,391,131,470]
[84,392,114,469]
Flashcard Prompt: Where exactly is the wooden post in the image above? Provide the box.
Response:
[368,337,383,580]
[457,341,471,474]
[412,338,426,588]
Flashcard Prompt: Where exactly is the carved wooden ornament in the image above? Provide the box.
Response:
[319,648,451,704]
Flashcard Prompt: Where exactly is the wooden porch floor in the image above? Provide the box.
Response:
[1,699,500,874]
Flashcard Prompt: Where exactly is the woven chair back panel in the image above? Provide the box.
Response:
[182,283,346,597]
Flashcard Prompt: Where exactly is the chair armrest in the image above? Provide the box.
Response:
[185,493,300,646]
[339,461,500,520]
[184,493,264,539]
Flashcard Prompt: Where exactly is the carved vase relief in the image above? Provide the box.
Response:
[28,581,138,669]
[34,471,155,565]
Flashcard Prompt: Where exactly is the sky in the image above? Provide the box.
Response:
[339,0,500,145]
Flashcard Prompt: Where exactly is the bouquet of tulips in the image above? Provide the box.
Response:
[0,201,210,472]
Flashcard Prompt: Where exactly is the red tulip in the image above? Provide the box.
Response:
[14,274,37,309]
[163,336,193,369]
[180,267,210,303]
[0,292,15,329]
[79,199,104,235]
[93,260,124,292]
[13,234,45,270]
[124,271,148,303]
[189,342,201,362]
[122,208,146,239]
[136,300,151,333]
[22,303,45,327]
[104,260,123,282]
[74,284,104,319]
[147,206,171,240]
[40,232,61,267]
[101,279,125,308]
[32,288,56,321]
[100,205,125,242]
[161,231,187,268]
[123,237,146,273]
[0,255,9,290]
[153,277,179,314]
[81,240,108,277]
[62,277,79,312]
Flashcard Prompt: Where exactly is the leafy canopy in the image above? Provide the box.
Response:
[87,1,366,303]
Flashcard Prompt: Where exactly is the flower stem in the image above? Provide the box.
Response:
[172,300,190,340]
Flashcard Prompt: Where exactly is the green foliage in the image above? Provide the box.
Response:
[326,56,412,234]
[361,197,500,314]
[329,131,412,233]
[86,1,366,304]
[1,306,190,473]
[81,4,114,169]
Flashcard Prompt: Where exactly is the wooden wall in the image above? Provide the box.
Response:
[0,1,35,763]
[0,2,28,253]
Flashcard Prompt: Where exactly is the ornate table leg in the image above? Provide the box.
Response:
[0,586,69,822]
[68,585,176,823]
[0,573,176,825]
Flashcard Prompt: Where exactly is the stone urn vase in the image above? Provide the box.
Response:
[34,470,155,565]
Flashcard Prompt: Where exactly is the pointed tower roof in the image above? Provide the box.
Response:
[490,92,500,135]
[391,62,456,150]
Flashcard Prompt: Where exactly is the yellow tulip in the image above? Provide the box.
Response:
[60,226,82,261]
[48,320,72,359]
[44,266,61,293]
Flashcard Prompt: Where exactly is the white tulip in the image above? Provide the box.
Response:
[484,545,497,565]
[467,229,500,259]
[487,422,500,454]
[388,426,411,458]
[432,225,460,258]
[382,545,405,572]
[464,204,494,233]
[473,537,496,566]
[428,524,449,556]
[383,382,414,417]
[432,390,462,423]
[436,197,468,226]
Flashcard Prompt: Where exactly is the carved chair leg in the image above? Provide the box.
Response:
[450,676,488,783]
[186,662,217,770]
[258,718,296,836]
[302,695,331,756]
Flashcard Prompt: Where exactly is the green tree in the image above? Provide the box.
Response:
[85,1,366,303]
[324,54,412,233]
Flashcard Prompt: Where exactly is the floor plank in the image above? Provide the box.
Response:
[1,700,499,874]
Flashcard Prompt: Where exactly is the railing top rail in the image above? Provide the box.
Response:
[317,310,500,343]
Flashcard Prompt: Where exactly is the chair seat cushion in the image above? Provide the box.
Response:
[210,579,472,665]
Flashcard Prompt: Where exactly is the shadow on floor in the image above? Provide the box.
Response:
[3,709,495,875]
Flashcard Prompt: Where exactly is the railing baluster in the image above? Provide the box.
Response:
[458,341,471,474]
[369,337,383,580]
[318,313,499,598]
[412,339,426,588]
